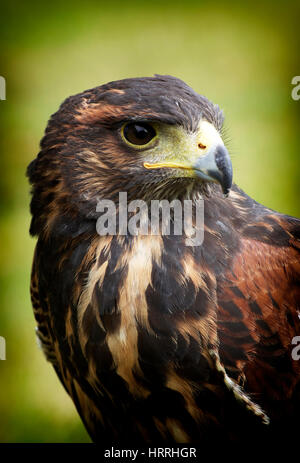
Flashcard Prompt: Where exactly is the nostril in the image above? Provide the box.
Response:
[198,143,206,149]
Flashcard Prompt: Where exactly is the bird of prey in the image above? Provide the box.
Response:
[28,75,300,445]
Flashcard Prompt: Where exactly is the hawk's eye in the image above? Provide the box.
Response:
[123,122,156,146]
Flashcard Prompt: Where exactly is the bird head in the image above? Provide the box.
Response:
[28,75,232,233]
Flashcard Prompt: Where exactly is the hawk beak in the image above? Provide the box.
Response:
[193,144,233,196]
[143,120,233,196]
[144,144,233,197]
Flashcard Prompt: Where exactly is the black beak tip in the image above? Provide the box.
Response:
[223,189,230,198]
[214,145,233,197]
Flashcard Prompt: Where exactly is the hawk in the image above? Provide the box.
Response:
[28,75,300,445]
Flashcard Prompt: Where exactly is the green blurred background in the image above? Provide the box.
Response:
[0,0,299,443]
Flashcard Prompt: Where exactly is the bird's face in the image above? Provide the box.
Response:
[28,75,233,230]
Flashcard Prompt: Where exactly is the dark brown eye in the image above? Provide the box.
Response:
[123,122,156,146]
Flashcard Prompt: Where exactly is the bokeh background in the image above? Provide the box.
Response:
[0,0,299,443]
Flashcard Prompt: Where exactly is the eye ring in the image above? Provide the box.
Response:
[121,122,157,148]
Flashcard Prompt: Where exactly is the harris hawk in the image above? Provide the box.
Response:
[27,75,300,445]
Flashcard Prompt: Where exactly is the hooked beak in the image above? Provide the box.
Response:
[144,144,233,197]
[143,120,233,196]
[192,144,233,196]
